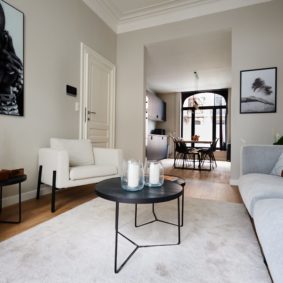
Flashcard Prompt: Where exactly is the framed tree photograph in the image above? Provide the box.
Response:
[240,67,277,114]
[0,0,24,116]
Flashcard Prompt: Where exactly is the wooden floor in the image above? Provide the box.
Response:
[163,159,242,204]
[0,160,241,242]
[0,185,96,242]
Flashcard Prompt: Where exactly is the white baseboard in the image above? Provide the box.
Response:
[2,185,51,208]
[229,179,239,186]
[2,179,240,207]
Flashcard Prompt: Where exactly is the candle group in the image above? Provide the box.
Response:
[121,159,163,191]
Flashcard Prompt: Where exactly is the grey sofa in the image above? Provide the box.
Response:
[239,145,283,283]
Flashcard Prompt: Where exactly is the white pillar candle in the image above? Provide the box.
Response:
[128,161,139,188]
[149,163,160,184]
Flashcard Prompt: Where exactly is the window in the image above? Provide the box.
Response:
[181,89,228,150]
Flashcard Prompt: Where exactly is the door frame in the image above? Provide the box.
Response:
[79,42,116,147]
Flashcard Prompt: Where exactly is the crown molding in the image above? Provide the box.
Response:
[82,0,119,33]
[83,0,272,34]
[117,0,272,33]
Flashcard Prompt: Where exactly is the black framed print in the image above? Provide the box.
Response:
[240,67,277,114]
[0,0,24,116]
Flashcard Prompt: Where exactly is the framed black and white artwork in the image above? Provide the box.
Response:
[0,0,24,116]
[240,67,277,114]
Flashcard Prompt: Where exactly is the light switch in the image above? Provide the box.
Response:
[75,102,80,112]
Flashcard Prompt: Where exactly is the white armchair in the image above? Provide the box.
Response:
[37,138,123,212]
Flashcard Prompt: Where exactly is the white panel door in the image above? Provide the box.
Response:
[80,43,115,148]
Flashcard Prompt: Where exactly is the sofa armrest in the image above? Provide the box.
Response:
[241,145,283,175]
[38,148,69,188]
[93,148,123,176]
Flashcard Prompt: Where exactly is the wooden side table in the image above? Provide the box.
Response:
[0,175,27,223]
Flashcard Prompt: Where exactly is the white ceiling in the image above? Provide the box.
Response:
[82,0,271,93]
[83,0,271,33]
[145,30,231,93]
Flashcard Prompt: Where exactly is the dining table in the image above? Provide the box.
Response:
[173,139,212,170]
[182,140,212,145]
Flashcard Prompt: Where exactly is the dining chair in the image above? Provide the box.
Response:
[199,138,219,170]
[171,137,190,168]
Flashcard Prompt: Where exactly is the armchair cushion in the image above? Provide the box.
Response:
[69,165,117,181]
[50,138,94,167]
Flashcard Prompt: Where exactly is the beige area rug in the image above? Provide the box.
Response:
[0,194,271,283]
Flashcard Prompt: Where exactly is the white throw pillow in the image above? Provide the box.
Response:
[50,138,94,166]
[271,152,283,177]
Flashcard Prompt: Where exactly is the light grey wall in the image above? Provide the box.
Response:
[116,0,283,180]
[0,0,116,198]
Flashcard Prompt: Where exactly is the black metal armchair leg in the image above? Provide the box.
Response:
[51,171,57,213]
[36,165,42,199]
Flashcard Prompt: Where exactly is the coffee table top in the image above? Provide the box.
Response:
[96,177,183,204]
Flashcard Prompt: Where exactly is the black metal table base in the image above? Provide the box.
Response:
[0,182,22,224]
[115,197,181,273]
[135,197,184,227]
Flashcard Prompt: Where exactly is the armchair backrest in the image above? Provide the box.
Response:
[50,138,95,166]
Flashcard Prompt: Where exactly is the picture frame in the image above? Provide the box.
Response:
[0,0,24,116]
[240,67,277,114]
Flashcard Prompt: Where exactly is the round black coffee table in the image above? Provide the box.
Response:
[96,177,183,273]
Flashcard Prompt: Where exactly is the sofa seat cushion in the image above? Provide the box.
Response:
[69,165,117,181]
[239,173,283,217]
[253,199,283,283]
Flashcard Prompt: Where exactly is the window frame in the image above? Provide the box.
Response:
[181,89,228,150]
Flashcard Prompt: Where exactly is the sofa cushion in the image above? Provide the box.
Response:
[69,165,117,181]
[239,173,283,217]
[271,152,283,176]
[253,199,283,283]
[50,138,94,167]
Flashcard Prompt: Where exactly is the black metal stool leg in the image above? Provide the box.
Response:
[0,182,22,223]
[36,165,42,199]
[18,182,22,223]
[0,186,2,212]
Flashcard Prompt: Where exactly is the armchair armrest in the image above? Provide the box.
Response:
[93,148,123,176]
[38,148,69,188]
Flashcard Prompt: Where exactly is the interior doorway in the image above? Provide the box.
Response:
[144,30,232,161]
[80,43,116,147]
